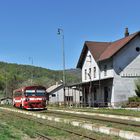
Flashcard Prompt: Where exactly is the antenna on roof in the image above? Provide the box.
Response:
[124,27,129,37]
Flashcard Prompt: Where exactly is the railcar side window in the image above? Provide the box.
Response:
[35,92,46,96]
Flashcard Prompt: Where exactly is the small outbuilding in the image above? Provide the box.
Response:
[47,84,82,106]
[0,97,12,105]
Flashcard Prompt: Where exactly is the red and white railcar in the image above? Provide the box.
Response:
[13,86,47,110]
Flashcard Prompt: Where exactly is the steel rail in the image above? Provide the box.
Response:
[36,132,53,140]
[42,110,140,128]
[0,114,53,140]
[21,115,96,140]
[0,111,53,140]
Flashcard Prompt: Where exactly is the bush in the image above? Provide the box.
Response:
[127,96,140,107]
[135,80,140,97]
[135,84,140,97]
[128,96,140,102]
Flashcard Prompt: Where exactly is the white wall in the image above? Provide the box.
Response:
[49,87,82,104]
[82,51,114,82]
[100,59,114,79]
[113,36,140,104]
[82,51,99,82]
[65,88,82,103]
[49,88,64,103]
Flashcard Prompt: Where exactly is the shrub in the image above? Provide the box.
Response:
[135,79,140,97]
[128,96,140,102]
[135,84,140,97]
[128,96,140,107]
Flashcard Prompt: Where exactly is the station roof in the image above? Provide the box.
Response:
[77,31,140,68]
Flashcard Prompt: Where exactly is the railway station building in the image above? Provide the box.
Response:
[70,28,140,107]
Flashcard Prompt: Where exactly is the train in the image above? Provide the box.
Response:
[13,85,47,110]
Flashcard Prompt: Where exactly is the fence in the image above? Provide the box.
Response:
[48,101,140,109]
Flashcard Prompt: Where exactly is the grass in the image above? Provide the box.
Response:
[0,111,75,140]
[0,109,125,140]
[0,121,21,140]
[80,108,140,117]
[42,111,140,133]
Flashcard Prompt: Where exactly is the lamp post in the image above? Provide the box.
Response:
[57,28,66,106]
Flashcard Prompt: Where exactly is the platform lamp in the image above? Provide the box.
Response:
[57,28,66,106]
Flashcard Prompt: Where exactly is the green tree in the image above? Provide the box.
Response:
[0,61,81,97]
[0,80,4,90]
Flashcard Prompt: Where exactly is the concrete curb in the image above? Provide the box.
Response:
[1,107,140,140]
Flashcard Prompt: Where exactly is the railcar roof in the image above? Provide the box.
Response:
[13,85,46,92]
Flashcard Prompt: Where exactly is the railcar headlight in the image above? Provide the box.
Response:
[25,98,30,101]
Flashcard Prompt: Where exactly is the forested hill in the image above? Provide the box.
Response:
[0,61,81,97]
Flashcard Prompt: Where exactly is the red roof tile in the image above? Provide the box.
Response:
[99,32,139,61]
[86,41,111,61]
[77,41,110,68]
[77,31,140,69]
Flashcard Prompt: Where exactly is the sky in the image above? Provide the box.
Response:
[0,0,140,70]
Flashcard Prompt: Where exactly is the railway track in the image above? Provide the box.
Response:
[42,110,140,128]
[1,110,96,140]
[1,107,140,139]
[18,114,96,140]
[0,111,53,140]
[36,132,53,140]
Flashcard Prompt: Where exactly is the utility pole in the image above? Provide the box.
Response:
[57,28,66,106]
[5,69,7,97]
[29,57,33,85]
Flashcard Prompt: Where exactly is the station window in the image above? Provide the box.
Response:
[80,96,83,102]
[88,55,92,62]
[85,69,87,80]
[65,96,73,102]
[136,47,140,52]
[93,67,96,78]
[104,65,107,76]
[89,68,91,79]
[52,94,56,97]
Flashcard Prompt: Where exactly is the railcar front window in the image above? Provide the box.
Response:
[25,93,35,96]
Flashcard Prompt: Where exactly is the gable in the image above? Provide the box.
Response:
[113,35,140,74]
[77,31,140,69]
[99,32,139,61]
[77,41,110,68]
[47,84,63,94]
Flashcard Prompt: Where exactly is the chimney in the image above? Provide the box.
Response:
[124,27,129,37]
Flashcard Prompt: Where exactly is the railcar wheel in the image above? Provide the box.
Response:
[20,104,23,109]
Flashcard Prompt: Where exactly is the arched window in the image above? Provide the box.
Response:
[85,69,87,80]
[104,65,107,76]
[88,55,92,62]
[93,67,96,78]
[136,47,140,52]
